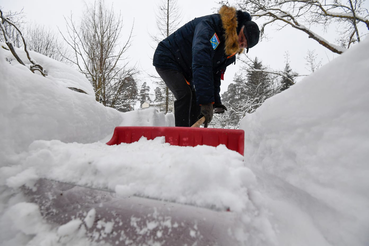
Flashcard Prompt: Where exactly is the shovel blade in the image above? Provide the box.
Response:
[107,127,244,155]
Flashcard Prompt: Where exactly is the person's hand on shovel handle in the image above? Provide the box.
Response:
[200,103,213,128]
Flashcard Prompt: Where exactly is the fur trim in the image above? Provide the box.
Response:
[219,5,244,55]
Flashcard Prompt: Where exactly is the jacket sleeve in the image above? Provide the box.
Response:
[214,72,221,105]
[214,56,236,105]
[192,21,216,105]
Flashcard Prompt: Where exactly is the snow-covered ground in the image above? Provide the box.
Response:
[0,38,368,246]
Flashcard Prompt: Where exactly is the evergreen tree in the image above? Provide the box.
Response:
[153,86,166,111]
[154,87,164,103]
[139,82,151,107]
[244,57,273,113]
[221,77,248,127]
[221,57,277,127]
[280,60,297,92]
[115,76,138,112]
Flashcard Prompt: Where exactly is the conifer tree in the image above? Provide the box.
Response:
[115,76,138,112]
[280,62,297,92]
[139,82,151,107]
[153,86,166,111]
[221,57,277,127]
[222,75,249,126]
[244,57,274,113]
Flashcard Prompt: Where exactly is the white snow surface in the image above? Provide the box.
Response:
[0,38,369,246]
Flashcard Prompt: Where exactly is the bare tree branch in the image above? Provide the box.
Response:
[1,9,46,76]
[237,0,369,54]
[25,24,69,62]
[151,0,182,113]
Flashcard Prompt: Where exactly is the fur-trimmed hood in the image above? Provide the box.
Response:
[219,5,244,55]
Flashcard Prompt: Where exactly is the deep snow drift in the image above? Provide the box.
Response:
[0,38,368,246]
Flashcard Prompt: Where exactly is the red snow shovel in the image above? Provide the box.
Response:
[106,117,245,155]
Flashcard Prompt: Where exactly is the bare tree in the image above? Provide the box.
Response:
[152,0,182,113]
[305,50,323,73]
[153,0,182,42]
[0,9,24,47]
[235,0,369,54]
[0,9,46,76]
[61,0,135,107]
[26,24,68,62]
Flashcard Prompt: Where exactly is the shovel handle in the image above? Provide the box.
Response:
[191,116,205,128]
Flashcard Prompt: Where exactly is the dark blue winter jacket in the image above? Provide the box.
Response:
[153,6,251,105]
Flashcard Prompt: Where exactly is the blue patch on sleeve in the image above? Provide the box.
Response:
[210,33,220,50]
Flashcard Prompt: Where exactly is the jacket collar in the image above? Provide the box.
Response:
[219,5,244,55]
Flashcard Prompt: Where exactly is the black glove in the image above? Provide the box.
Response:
[214,103,227,114]
[200,103,213,128]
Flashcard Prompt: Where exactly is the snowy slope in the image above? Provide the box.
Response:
[0,47,123,159]
[240,37,369,245]
[0,37,369,246]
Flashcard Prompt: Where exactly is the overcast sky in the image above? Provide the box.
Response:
[2,0,367,92]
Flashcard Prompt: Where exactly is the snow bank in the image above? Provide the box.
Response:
[240,38,369,245]
[0,44,123,159]
[6,138,250,212]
